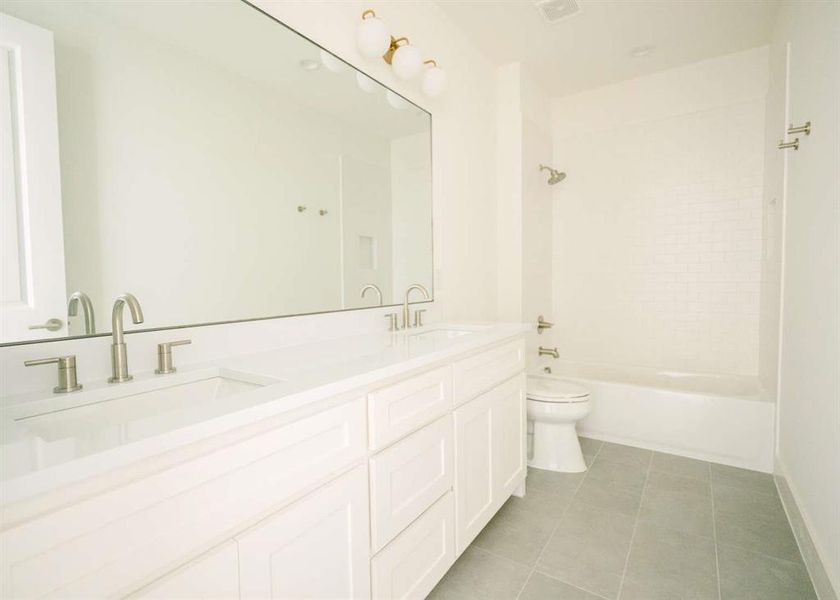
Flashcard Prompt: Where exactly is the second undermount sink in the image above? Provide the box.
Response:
[13,370,279,444]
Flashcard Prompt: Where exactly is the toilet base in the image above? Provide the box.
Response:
[528,420,587,473]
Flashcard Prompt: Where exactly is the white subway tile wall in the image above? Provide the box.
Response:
[552,91,765,376]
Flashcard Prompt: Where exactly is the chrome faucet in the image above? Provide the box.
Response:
[360,283,383,306]
[67,291,96,335]
[539,346,559,359]
[402,284,430,329]
[108,293,144,383]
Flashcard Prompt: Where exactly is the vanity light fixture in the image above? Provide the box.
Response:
[356,9,446,97]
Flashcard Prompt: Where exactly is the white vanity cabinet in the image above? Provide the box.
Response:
[0,332,527,600]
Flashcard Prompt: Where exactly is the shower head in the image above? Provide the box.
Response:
[539,164,566,185]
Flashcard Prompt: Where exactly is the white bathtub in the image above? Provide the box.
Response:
[543,361,775,472]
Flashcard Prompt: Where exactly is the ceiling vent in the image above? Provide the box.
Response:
[535,0,581,23]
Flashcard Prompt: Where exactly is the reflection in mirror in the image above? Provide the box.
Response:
[0,0,432,345]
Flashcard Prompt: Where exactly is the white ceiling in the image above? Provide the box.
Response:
[435,0,779,97]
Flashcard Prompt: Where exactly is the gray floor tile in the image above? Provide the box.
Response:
[710,464,776,495]
[586,458,649,494]
[646,470,711,497]
[713,480,801,562]
[718,544,816,600]
[621,521,718,600]
[596,442,652,469]
[519,572,604,600]
[715,502,801,562]
[536,502,636,599]
[573,479,643,517]
[579,437,603,457]
[433,444,817,600]
[471,499,557,567]
[638,476,714,538]
[506,484,575,520]
[527,466,587,499]
[650,452,711,482]
[713,480,784,514]
[427,546,531,600]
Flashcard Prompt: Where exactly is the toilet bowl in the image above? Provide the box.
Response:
[527,374,591,473]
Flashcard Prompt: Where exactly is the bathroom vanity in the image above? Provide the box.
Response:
[0,324,528,598]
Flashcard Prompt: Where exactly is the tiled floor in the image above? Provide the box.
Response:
[428,438,817,600]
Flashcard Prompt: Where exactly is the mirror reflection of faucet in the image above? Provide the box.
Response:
[68,291,96,335]
[360,284,383,306]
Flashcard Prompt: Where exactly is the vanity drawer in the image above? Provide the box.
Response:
[371,491,455,600]
[452,338,525,406]
[368,365,452,451]
[369,416,454,552]
[0,397,367,599]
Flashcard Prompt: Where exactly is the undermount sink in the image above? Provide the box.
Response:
[407,326,486,342]
[12,370,278,444]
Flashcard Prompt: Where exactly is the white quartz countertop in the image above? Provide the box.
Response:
[0,322,529,506]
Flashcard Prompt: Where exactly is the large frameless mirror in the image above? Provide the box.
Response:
[0,0,432,345]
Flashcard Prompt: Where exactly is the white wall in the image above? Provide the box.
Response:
[494,64,552,365]
[772,1,840,596]
[550,48,768,376]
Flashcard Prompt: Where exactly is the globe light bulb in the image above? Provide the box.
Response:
[422,64,446,97]
[356,13,390,59]
[391,44,422,80]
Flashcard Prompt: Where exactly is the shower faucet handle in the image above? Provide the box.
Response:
[537,315,554,334]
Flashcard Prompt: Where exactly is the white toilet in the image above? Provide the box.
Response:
[527,374,591,473]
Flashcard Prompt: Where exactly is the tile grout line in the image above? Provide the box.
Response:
[515,438,603,600]
[614,450,654,600]
[532,569,613,600]
[710,462,723,600]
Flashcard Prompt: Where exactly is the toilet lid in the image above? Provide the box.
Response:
[527,376,590,403]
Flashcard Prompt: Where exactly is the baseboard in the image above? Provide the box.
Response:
[577,429,773,473]
[775,462,839,600]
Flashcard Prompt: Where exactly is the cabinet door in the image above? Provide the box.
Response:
[453,388,494,554]
[492,373,527,499]
[237,465,371,600]
[453,373,526,555]
[132,543,239,600]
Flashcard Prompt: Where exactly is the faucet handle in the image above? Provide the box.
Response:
[384,313,399,332]
[155,339,191,375]
[413,309,427,328]
[25,355,83,393]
